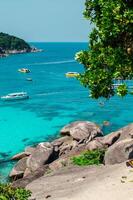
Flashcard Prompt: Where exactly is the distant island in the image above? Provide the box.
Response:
[0,32,41,57]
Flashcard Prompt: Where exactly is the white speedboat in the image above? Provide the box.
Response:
[1,92,29,101]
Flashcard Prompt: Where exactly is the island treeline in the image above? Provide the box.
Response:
[0,32,31,51]
[0,32,40,57]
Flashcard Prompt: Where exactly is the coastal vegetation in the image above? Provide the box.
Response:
[72,149,105,166]
[0,32,31,52]
[0,183,31,200]
[76,0,133,98]
[0,32,37,57]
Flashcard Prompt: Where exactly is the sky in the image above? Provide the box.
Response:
[0,0,91,42]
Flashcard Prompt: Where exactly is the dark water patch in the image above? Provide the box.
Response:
[0,119,8,122]
[0,160,16,183]
[0,159,14,164]
[41,112,61,120]
[7,151,12,154]
[25,138,52,147]
[45,132,60,142]
[53,125,64,129]
[43,111,60,117]
[45,104,75,111]
[60,113,94,121]
[125,119,133,124]
[22,138,29,142]
[24,136,50,147]
[1,100,28,108]
[0,152,10,158]
[24,140,40,147]
[42,117,54,121]
[21,105,62,118]
[75,111,96,118]
[103,122,126,135]
[24,132,59,147]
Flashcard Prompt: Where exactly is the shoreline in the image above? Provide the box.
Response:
[0,47,43,58]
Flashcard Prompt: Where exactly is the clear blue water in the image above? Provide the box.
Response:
[0,42,133,181]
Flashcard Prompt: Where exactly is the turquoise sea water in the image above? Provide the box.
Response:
[0,42,133,181]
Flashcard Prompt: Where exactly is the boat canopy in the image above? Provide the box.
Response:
[8,92,27,96]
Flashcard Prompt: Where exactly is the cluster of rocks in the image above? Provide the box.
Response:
[10,121,133,186]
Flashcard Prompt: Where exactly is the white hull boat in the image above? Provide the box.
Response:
[1,92,29,101]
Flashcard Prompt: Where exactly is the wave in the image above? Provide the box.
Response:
[36,90,87,97]
[36,92,63,96]
[28,60,76,66]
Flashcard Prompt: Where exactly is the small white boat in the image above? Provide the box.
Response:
[1,92,29,101]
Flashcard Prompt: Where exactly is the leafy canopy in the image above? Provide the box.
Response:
[76,0,133,98]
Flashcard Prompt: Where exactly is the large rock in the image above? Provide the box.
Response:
[11,147,36,161]
[25,146,36,155]
[51,136,71,147]
[114,123,133,141]
[86,139,104,150]
[60,121,103,141]
[101,131,121,146]
[11,152,28,160]
[104,138,133,165]
[86,131,121,151]
[49,157,71,171]
[59,139,78,156]
[12,165,49,188]
[10,157,28,179]
[27,142,54,172]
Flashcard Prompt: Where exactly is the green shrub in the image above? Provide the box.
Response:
[0,183,31,200]
[72,149,105,166]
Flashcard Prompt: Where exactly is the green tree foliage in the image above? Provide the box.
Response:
[0,183,31,200]
[76,0,133,98]
[0,33,31,52]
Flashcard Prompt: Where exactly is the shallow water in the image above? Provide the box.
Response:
[0,42,133,181]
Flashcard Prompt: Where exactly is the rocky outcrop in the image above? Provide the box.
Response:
[113,123,133,142]
[104,124,133,165]
[105,138,133,165]
[12,165,49,188]
[11,152,28,160]
[11,147,35,161]
[26,163,133,200]
[10,122,133,186]
[27,142,54,172]
[11,121,103,181]
[60,121,103,141]
[10,157,28,180]
[86,139,104,150]
[86,131,121,150]
[25,147,35,155]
